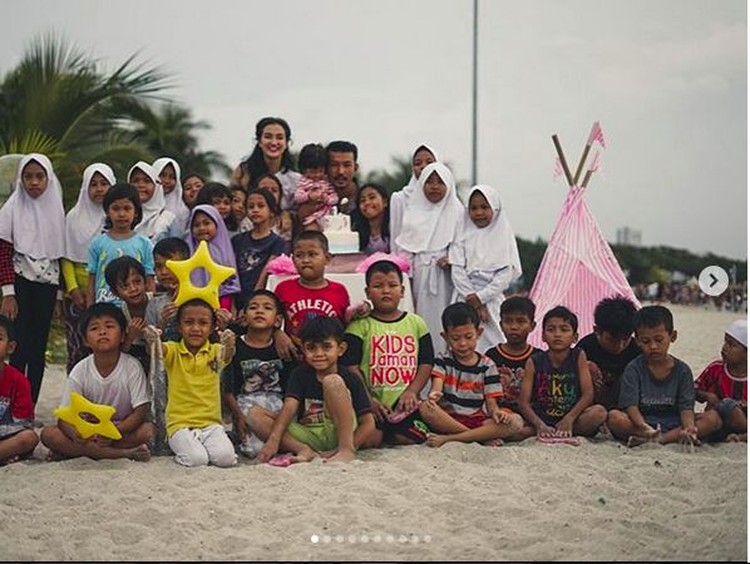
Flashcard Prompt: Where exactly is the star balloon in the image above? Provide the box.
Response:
[53,392,122,440]
[166,240,236,309]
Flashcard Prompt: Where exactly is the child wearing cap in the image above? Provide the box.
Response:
[695,319,747,442]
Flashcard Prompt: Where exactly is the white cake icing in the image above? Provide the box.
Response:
[323,213,359,254]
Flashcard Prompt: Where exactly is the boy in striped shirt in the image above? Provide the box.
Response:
[420,303,522,447]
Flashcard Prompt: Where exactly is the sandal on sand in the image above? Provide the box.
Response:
[268,454,294,467]
[537,435,581,446]
[386,403,421,424]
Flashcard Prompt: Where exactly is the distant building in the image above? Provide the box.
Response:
[616,226,642,246]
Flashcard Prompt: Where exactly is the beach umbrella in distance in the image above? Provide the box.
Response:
[0,154,23,207]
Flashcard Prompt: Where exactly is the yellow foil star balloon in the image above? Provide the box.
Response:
[166,240,236,309]
[53,392,122,440]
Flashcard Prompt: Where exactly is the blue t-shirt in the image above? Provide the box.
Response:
[87,232,154,303]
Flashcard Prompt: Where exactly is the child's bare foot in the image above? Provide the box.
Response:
[0,455,21,465]
[482,438,504,447]
[46,449,66,462]
[324,448,356,463]
[127,444,151,462]
[290,446,317,464]
[627,434,654,448]
[426,433,449,448]
[726,433,747,443]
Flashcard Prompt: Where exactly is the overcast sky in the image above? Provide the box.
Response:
[2,0,747,260]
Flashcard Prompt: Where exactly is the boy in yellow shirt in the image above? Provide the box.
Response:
[146,298,237,467]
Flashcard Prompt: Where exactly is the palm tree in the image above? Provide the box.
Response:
[0,33,171,204]
[127,101,230,180]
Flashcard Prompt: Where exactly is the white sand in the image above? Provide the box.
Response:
[1,305,746,561]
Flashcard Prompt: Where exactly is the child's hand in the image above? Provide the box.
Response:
[216,308,233,331]
[465,293,481,309]
[637,422,657,436]
[536,423,558,438]
[90,434,112,448]
[477,304,490,323]
[427,390,443,404]
[274,330,301,362]
[257,439,280,463]
[0,296,18,320]
[70,288,86,309]
[396,390,419,413]
[554,417,574,437]
[127,317,145,339]
[680,425,698,442]
[436,256,450,270]
[702,392,720,409]
[370,398,390,424]
[346,301,371,322]
[160,303,177,329]
[491,407,511,425]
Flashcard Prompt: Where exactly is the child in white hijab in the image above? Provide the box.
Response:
[62,163,116,371]
[128,162,178,243]
[394,162,462,355]
[153,157,190,236]
[390,144,439,255]
[0,154,66,404]
[449,185,522,352]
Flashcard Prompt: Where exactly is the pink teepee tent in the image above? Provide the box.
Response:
[528,123,639,347]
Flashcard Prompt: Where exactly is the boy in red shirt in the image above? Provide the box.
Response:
[0,314,38,464]
[274,231,350,348]
[695,319,747,442]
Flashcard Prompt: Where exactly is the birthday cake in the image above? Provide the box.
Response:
[322,213,359,254]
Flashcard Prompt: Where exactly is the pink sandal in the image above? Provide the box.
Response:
[268,454,294,467]
[386,403,421,424]
[537,435,581,446]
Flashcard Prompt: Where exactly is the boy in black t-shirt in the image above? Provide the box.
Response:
[576,296,641,410]
[222,290,293,458]
[485,296,539,441]
[251,316,377,465]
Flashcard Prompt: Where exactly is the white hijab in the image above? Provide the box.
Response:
[400,143,440,200]
[64,163,115,262]
[153,157,189,226]
[451,184,522,275]
[129,161,166,239]
[394,162,463,254]
[0,153,65,259]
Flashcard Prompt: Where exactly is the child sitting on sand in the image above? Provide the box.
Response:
[344,259,434,445]
[607,305,722,446]
[695,319,747,442]
[223,290,293,458]
[420,303,523,447]
[41,303,154,461]
[484,296,539,441]
[518,306,607,442]
[252,316,377,465]
[145,298,238,467]
[576,296,641,410]
[0,314,39,464]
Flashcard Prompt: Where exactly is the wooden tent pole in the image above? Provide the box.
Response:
[581,169,594,188]
[551,134,574,186]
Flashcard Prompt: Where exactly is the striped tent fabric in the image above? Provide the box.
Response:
[528,186,639,348]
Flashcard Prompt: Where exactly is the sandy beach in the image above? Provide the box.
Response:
[1,304,746,561]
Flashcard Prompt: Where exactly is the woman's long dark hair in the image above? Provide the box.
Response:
[240,117,295,183]
[355,183,390,252]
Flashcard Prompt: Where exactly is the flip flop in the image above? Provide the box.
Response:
[268,454,293,467]
[386,403,421,424]
[537,435,581,446]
